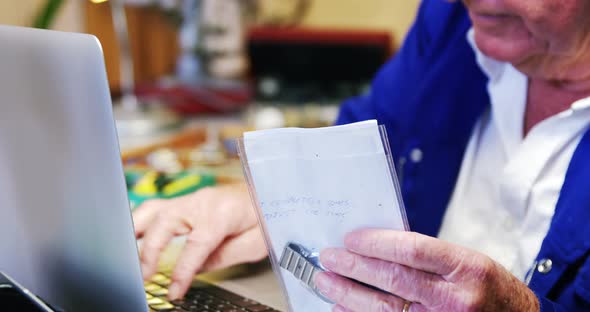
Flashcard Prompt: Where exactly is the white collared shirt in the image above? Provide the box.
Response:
[437,30,590,279]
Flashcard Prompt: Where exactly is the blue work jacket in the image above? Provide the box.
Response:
[335,1,590,310]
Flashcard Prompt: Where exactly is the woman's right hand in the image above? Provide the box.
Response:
[132,183,267,300]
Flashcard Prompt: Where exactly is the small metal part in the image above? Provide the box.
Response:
[410,148,423,163]
[537,259,553,274]
[279,242,333,304]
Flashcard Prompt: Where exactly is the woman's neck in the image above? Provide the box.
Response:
[524,78,590,136]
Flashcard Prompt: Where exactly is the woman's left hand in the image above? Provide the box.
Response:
[314,229,540,312]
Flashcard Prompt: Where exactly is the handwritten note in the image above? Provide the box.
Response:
[242,120,407,311]
[261,196,351,223]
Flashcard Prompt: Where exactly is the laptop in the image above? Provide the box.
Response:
[0,25,278,312]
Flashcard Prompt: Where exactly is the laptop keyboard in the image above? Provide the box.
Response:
[145,273,281,312]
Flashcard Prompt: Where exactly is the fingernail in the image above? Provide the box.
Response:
[320,249,338,269]
[333,305,348,312]
[314,272,331,294]
[141,267,151,280]
[168,283,181,300]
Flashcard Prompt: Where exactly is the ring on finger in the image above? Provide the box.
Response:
[177,216,194,235]
[402,301,412,312]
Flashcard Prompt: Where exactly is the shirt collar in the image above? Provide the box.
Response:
[571,97,590,112]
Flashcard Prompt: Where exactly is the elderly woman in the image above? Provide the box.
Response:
[133,0,590,310]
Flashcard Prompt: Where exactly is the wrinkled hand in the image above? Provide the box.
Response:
[132,184,267,300]
[314,229,540,312]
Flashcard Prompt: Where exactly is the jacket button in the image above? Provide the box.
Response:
[410,148,423,163]
[537,259,553,274]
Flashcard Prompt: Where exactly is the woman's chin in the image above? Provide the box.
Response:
[473,29,538,64]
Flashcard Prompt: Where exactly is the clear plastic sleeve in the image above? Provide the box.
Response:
[237,122,409,311]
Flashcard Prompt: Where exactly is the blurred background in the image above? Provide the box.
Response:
[0,0,419,207]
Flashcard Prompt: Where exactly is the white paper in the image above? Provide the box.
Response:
[243,120,407,311]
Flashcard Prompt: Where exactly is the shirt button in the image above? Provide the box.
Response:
[410,148,423,163]
[537,259,553,274]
